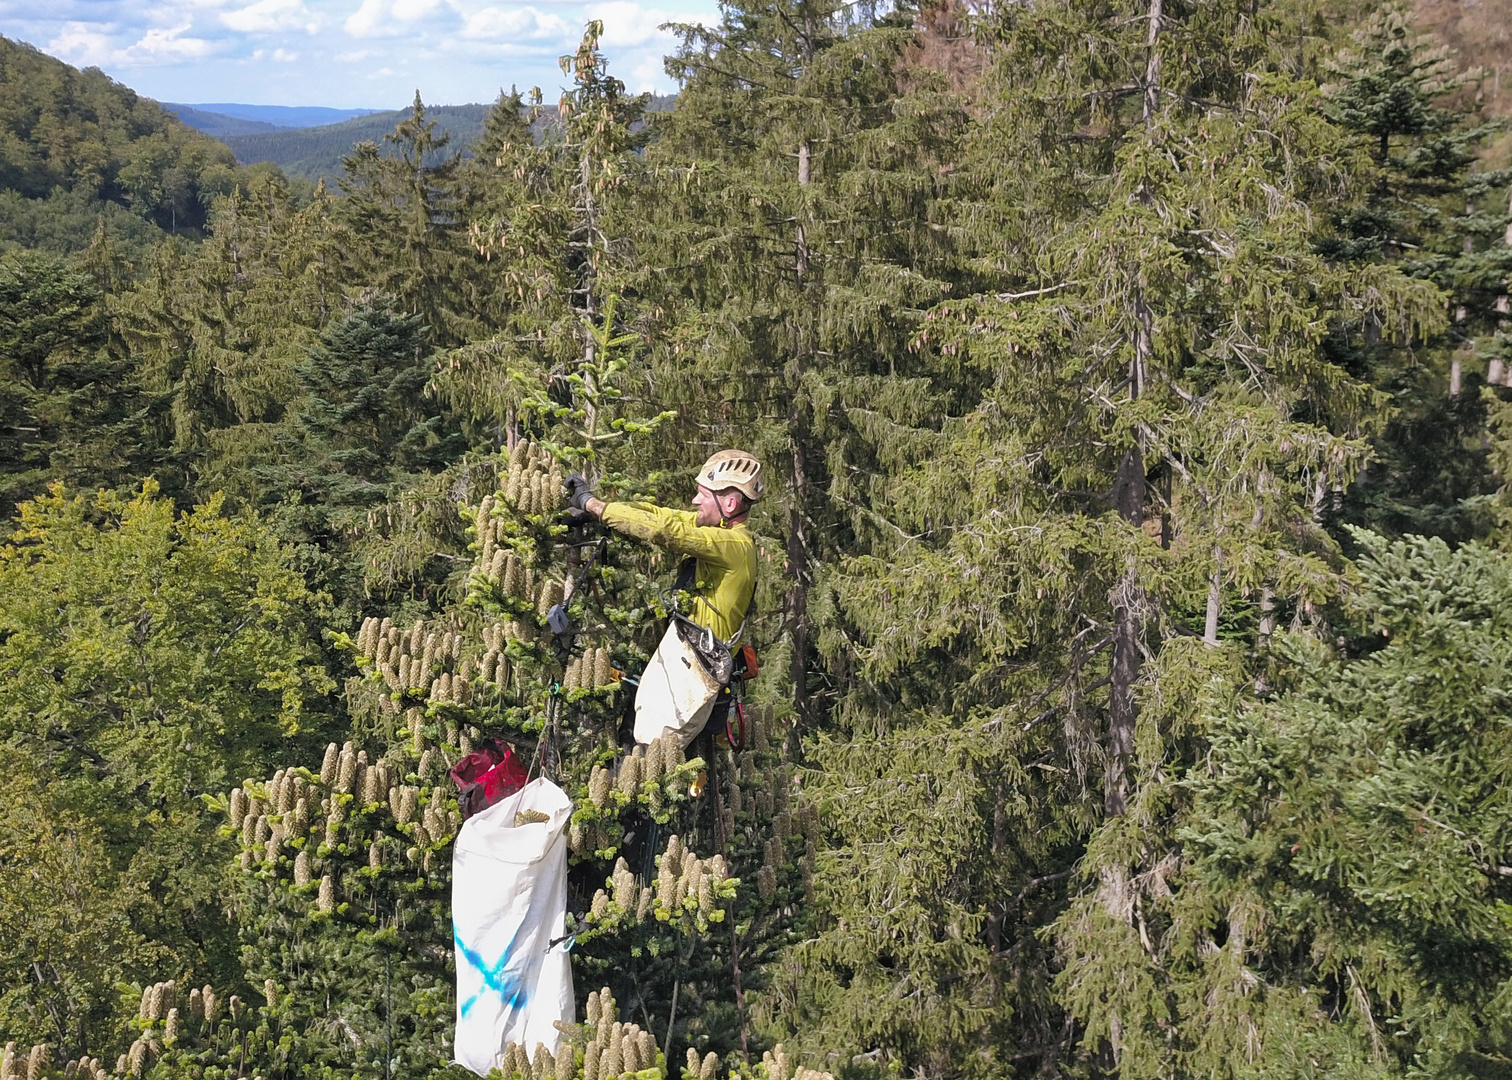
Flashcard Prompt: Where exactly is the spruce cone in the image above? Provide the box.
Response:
[603,1030,622,1078]
[617,754,641,796]
[26,1044,49,1080]
[362,767,382,806]
[589,766,611,807]
[643,740,664,783]
[611,858,635,910]
[336,749,356,793]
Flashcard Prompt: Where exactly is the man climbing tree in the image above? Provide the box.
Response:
[566,451,764,747]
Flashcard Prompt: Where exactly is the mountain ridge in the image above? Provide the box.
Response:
[220,103,493,185]
[169,102,385,128]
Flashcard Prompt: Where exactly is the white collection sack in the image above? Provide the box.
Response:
[452,777,575,1077]
[634,618,732,748]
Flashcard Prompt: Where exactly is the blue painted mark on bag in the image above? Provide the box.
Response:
[455,926,530,1019]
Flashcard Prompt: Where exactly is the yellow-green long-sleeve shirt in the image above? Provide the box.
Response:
[600,501,755,643]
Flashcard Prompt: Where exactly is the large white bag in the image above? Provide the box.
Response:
[452,777,575,1076]
[633,618,731,748]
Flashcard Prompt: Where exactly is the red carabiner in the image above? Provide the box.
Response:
[726,701,748,751]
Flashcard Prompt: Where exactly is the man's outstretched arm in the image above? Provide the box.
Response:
[594,500,748,569]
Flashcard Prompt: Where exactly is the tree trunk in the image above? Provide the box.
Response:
[1106,296,1151,818]
[1106,0,1163,818]
[1203,546,1221,648]
[787,137,814,727]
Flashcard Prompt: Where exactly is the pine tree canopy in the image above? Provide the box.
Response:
[3,6,1512,1080]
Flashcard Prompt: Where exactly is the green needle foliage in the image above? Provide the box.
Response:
[4,5,1512,1080]
[338,98,479,347]
[635,0,977,730]
[1325,1,1512,544]
[1173,530,1512,1077]
[778,0,1445,1076]
[0,250,167,510]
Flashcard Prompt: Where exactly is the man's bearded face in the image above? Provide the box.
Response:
[692,485,736,526]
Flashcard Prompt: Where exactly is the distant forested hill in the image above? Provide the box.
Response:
[0,37,270,254]
[174,103,381,128]
[223,95,677,186]
[158,104,287,138]
[223,103,491,185]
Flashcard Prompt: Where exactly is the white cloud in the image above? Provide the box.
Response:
[50,20,220,68]
[584,0,663,47]
[22,0,713,106]
[221,0,319,34]
[46,22,117,67]
[584,1,707,52]
[392,0,442,21]
[345,0,455,38]
[124,23,218,62]
[628,52,664,92]
[461,5,572,41]
[343,0,391,37]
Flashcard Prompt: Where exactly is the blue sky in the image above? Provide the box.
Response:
[1,0,721,108]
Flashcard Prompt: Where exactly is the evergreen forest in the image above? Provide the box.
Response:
[3,2,1512,1080]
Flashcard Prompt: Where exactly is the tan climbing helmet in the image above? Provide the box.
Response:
[696,450,765,503]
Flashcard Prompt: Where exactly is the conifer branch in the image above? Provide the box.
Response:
[992,282,1078,302]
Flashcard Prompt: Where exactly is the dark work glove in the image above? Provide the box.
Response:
[564,473,594,511]
[561,507,596,528]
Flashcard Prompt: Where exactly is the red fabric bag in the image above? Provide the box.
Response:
[449,738,530,821]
